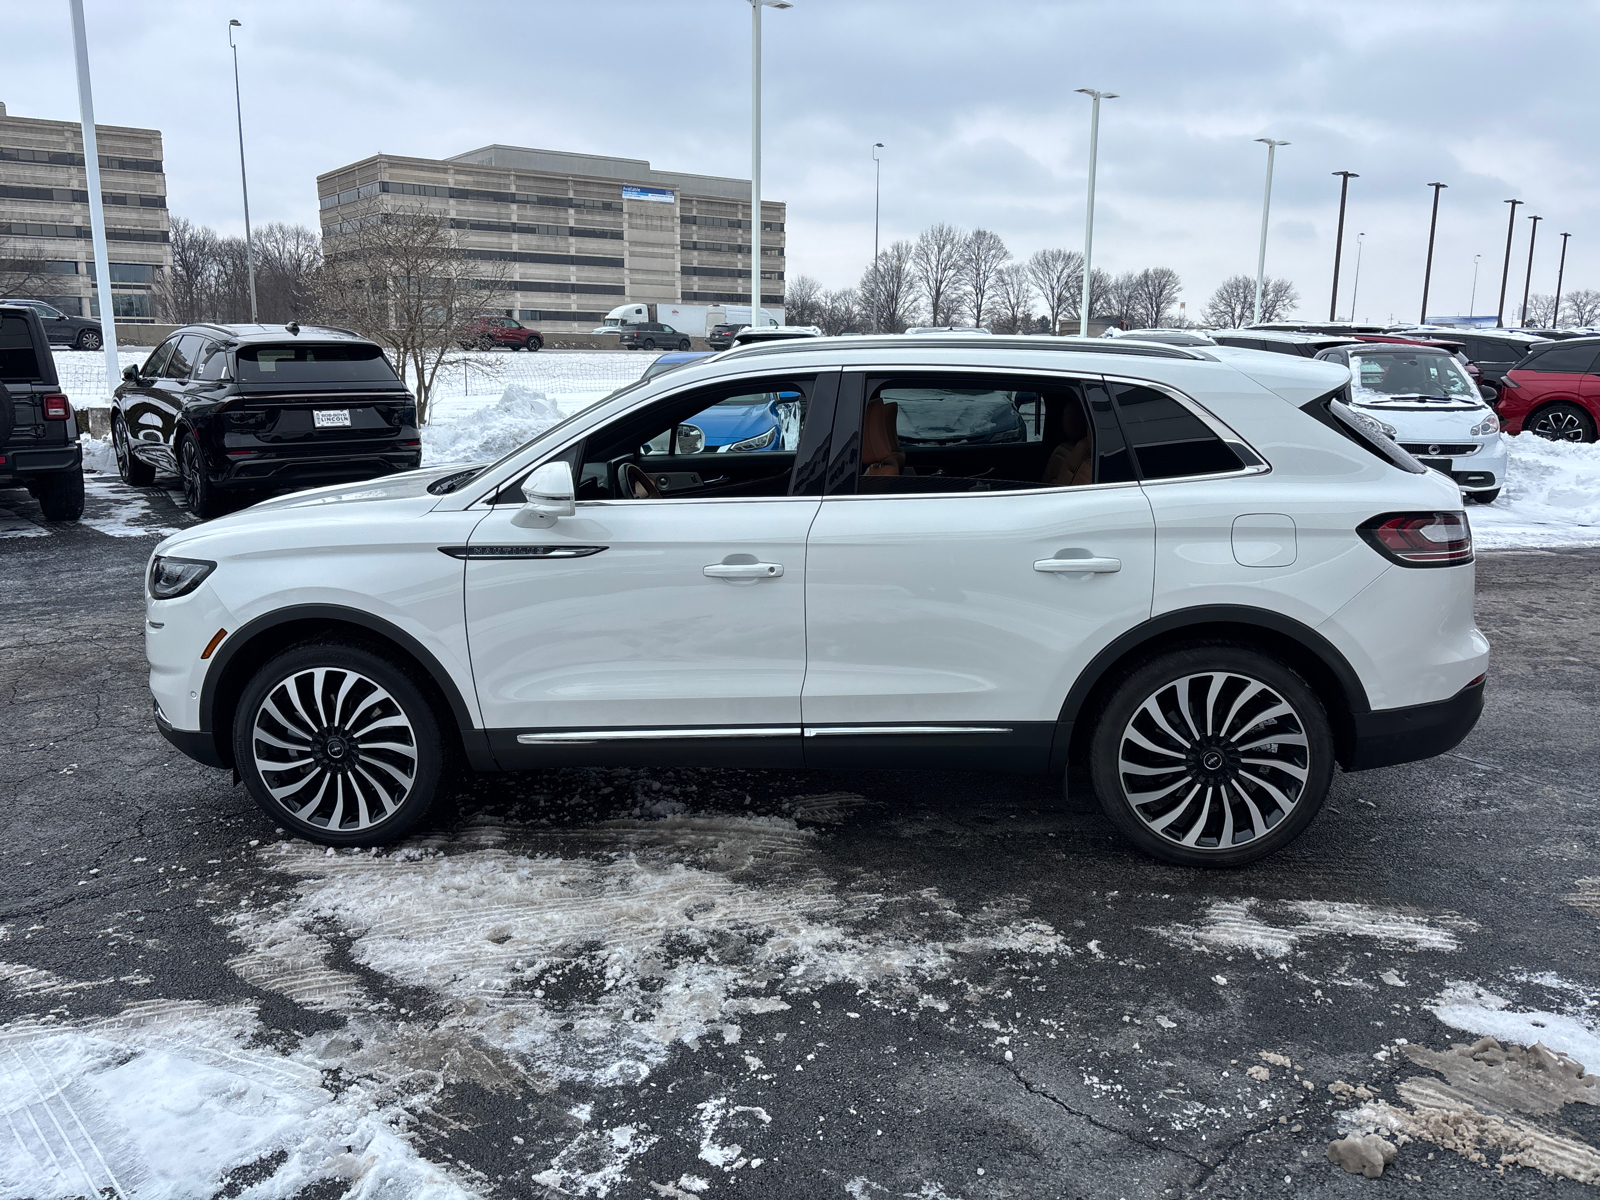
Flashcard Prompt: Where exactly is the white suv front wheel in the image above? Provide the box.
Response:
[1089,647,1334,867]
[233,643,445,845]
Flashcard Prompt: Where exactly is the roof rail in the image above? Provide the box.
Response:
[718,333,1204,361]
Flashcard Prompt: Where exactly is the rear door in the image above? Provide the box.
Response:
[800,369,1155,772]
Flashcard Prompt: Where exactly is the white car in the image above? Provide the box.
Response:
[1309,342,1507,504]
[145,335,1488,866]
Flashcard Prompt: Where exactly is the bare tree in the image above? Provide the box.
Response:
[0,234,58,300]
[963,228,1009,329]
[783,274,825,327]
[254,222,321,321]
[1259,277,1299,323]
[1127,267,1183,328]
[991,263,1033,334]
[859,240,917,333]
[1559,288,1600,327]
[1026,248,1081,333]
[912,223,969,326]
[1204,275,1258,327]
[1098,270,1143,328]
[816,288,859,336]
[313,200,508,422]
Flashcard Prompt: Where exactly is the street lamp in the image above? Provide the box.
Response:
[1252,138,1289,325]
[1074,88,1116,337]
[1519,214,1542,326]
[749,0,792,327]
[68,0,119,385]
[1329,171,1358,321]
[1419,182,1447,325]
[1495,198,1522,327]
[229,19,258,323]
[1469,254,1481,320]
[1554,232,1572,328]
[871,142,883,332]
[1348,233,1365,322]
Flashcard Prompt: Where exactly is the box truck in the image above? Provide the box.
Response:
[599,302,782,337]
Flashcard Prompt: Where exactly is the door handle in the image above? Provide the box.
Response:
[1034,556,1121,574]
[704,562,784,579]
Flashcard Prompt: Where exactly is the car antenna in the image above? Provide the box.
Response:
[285,321,300,335]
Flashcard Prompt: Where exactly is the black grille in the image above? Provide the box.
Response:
[1400,442,1478,457]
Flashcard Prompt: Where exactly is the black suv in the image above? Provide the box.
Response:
[0,303,85,520]
[1445,331,1548,404]
[111,323,421,520]
[706,323,742,350]
[0,298,107,351]
[618,322,692,351]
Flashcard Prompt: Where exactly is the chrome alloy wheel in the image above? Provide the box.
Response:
[1529,407,1590,441]
[250,667,418,831]
[1116,671,1310,852]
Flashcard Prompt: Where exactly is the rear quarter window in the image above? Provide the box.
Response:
[236,343,400,383]
[1521,344,1600,374]
[1110,384,1245,479]
[0,315,42,382]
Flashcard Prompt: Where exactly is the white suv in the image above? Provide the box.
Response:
[145,336,1488,866]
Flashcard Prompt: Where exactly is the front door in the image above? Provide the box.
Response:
[464,369,835,768]
[801,371,1156,772]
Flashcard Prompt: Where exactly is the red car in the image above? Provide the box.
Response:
[1496,336,1600,441]
[458,316,544,352]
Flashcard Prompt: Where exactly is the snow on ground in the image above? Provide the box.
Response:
[1469,435,1600,549]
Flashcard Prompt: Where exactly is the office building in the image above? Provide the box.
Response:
[316,144,785,332]
[0,100,170,321]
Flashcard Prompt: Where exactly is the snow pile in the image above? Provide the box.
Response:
[421,383,564,467]
[1472,436,1600,549]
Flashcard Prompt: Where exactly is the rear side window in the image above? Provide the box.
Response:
[236,343,400,383]
[1466,337,1521,363]
[1521,343,1600,374]
[0,315,42,381]
[195,341,231,381]
[1109,384,1245,479]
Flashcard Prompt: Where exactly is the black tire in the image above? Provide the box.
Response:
[34,470,84,521]
[678,339,691,351]
[1466,488,1500,504]
[642,338,657,351]
[179,435,229,520]
[525,336,541,352]
[1088,644,1335,867]
[233,642,444,846]
[112,412,155,486]
[75,328,102,351]
[1526,402,1596,443]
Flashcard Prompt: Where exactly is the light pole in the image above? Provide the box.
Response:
[1496,198,1522,327]
[1348,233,1365,322]
[1419,182,1447,325]
[749,1,792,328]
[1469,254,1481,320]
[68,0,119,386]
[1329,171,1357,321]
[1553,232,1571,328]
[228,19,258,323]
[871,142,883,332]
[1252,138,1289,325]
[1520,213,1542,326]
[1075,88,1116,337]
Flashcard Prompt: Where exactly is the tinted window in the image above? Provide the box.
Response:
[1465,337,1522,363]
[1111,384,1244,479]
[236,343,401,383]
[163,334,205,379]
[0,315,42,381]
[1522,343,1600,374]
[195,340,231,381]
[141,338,177,379]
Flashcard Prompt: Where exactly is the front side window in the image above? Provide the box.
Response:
[141,339,176,379]
[1349,351,1477,399]
[577,375,817,500]
[163,334,205,379]
[1109,383,1245,480]
[236,343,401,383]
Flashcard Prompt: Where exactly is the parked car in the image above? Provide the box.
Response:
[0,298,106,351]
[640,350,714,381]
[1251,321,1404,335]
[729,326,821,347]
[1495,335,1600,442]
[0,302,84,520]
[1210,330,1359,358]
[1309,341,1507,502]
[112,323,421,519]
[1424,331,1550,404]
[1106,328,1214,346]
[146,334,1486,867]
[619,322,692,351]
[706,323,743,350]
[457,316,543,352]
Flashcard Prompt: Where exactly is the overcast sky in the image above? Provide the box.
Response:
[9,0,1598,323]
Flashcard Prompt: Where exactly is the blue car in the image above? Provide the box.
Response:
[639,353,799,454]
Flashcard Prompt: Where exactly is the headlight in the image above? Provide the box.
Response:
[1470,413,1500,437]
[148,556,216,599]
[727,426,778,452]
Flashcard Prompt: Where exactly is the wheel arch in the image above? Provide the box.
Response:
[1525,398,1598,438]
[1051,605,1371,776]
[198,605,493,772]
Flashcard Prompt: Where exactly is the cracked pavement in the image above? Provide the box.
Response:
[1,475,1598,1199]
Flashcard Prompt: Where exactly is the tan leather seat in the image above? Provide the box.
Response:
[1042,399,1092,487]
[862,398,905,476]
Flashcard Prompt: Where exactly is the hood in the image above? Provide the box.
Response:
[684,403,780,446]
[1357,403,1495,440]
[239,463,472,513]
[1352,391,1481,412]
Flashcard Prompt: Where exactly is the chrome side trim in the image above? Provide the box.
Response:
[440,545,607,559]
[518,726,801,744]
[803,725,1014,738]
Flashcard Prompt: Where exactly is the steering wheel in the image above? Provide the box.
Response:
[618,461,662,499]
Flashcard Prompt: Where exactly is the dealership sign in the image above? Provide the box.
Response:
[622,185,676,203]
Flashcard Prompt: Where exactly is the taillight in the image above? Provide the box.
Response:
[1358,511,1473,567]
[1501,376,1521,389]
[42,394,71,420]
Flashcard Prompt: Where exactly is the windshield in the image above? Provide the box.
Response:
[236,343,400,383]
[1351,351,1477,401]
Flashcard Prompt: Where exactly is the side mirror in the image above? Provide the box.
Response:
[1479,385,1498,401]
[511,460,575,528]
[121,365,139,382]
